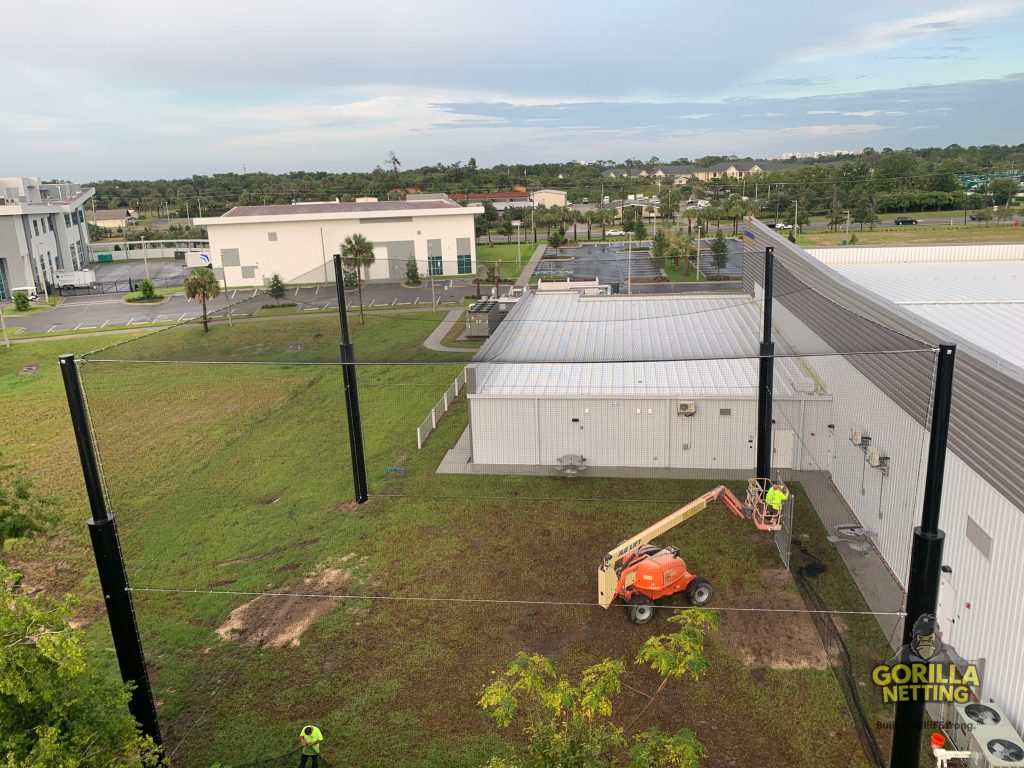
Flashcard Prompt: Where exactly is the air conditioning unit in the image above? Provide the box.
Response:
[950,702,1024,766]
[677,401,696,417]
[850,429,866,446]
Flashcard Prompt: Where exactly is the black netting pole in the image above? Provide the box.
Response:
[332,255,368,503]
[59,354,162,747]
[890,343,956,768]
[756,246,775,487]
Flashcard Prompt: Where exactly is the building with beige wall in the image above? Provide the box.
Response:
[531,189,567,208]
[195,197,483,286]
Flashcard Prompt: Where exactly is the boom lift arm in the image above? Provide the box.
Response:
[597,482,782,609]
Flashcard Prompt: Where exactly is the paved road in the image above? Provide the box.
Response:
[6,281,484,335]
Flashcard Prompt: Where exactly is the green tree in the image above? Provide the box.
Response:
[183,267,221,333]
[138,279,156,301]
[267,273,286,303]
[0,564,161,767]
[12,292,30,312]
[710,232,729,277]
[405,255,421,285]
[650,230,671,271]
[973,208,994,226]
[547,230,566,252]
[479,611,716,768]
[341,233,376,324]
[987,178,1017,210]
[633,220,648,243]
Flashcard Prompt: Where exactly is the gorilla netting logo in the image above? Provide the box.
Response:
[872,614,980,704]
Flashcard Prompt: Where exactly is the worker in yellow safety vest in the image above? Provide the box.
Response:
[765,483,790,513]
[298,725,323,768]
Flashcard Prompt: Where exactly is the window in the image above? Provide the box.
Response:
[267,232,278,242]
[64,213,71,227]
[719,408,732,416]
[457,253,472,274]
[428,255,442,276]
[33,220,39,236]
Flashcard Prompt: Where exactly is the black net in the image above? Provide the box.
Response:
[73,247,942,767]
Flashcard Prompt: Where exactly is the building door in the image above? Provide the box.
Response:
[772,429,795,471]
[937,576,959,646]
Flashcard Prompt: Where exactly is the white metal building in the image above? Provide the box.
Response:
[194,197,482,286]
[0,177,94,298]
[743,227,1024,736]
[466,292,832,473]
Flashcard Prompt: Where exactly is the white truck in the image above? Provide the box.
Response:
[54,269,96,289]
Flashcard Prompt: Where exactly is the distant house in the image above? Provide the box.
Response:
[532,189,568,208]
[85,208,137,229]
[449,191,530,204]
[704,161,782,180]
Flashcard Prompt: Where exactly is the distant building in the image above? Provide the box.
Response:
[0,177,94,298]
[85,208,137,230]
[532,189,568,208]
[449,191,530,205]
[194,197,482,286]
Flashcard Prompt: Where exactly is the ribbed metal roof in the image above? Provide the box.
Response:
[473,292,819,397]
[832,261,1024,368]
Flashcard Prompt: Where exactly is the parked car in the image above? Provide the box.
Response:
[773,222,792,230]
[582,197,589,204]
[606,229,626,236]
[894,217,919,225]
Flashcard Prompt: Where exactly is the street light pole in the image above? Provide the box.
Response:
[141,236,150,281]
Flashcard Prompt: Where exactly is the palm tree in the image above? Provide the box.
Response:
[341,233,376,324]
[184,267,221,333]
[583,210,594,241]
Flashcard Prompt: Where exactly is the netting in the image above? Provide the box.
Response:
[72,246,944,767]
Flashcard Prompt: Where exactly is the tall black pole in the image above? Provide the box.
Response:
[756,246,775,488]
[890,343,956,767]
[333,255,369,503]
[59,354,161,747]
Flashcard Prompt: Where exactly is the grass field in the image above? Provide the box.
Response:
[797,221,1024,247]
[0,314,897,768]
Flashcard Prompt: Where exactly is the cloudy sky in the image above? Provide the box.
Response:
[2,0,1023,180]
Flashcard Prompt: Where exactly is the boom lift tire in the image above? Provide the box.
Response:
[627,594,656,625]
[685,577,713,607]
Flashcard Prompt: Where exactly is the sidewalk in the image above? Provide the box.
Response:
[514,244,549,288]
[422,307,468,353]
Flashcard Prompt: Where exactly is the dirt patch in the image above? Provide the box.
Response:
[715,569,829,670]
[216,568,351,648]
[207,578,237,589]
[215,538,320,567]
[334,499,368,513]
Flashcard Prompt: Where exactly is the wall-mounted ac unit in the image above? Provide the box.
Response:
[866,447,880,465]
[949,702,1024,766]
[677,401,696,417]
[850,429,864,446]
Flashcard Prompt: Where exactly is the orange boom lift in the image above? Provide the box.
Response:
[598,481,783,624]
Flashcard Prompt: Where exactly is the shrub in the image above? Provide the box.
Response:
[12,292,30,311]
[139,278,156,300]
[405,255,421,285]
[267,273,286,302]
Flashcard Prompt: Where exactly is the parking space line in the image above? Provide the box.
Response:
[179,313,187,321]
[369,299,376,307]
[315,285,320,295]
[47,324,60,333]
[74,322,83,330]
[127,317,134,325]
[100,320,110,328]
[391,298,397,305]
[413,297,420,305]
[252,289,258,298]
[231,290,237,299]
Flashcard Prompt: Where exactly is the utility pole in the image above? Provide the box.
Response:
[59,355,162,747]
[332,255,369,504]
[889,344,957,768]
[755,247,775,489]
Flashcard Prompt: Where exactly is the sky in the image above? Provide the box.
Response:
[2,0,1023,181]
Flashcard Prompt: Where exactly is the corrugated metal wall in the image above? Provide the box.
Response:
[807,243,1024,266]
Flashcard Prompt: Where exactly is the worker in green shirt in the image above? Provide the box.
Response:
[298,725,323,768]
[765,482,790,514]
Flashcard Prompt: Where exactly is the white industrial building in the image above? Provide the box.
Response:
[194,196,483,286]
[465,292,832,473]
[740,228,1024,742]
[0,177,95,298]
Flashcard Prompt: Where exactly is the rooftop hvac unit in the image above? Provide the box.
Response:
[677,401,696,417]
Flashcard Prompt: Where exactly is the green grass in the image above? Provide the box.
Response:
[2,315,891,768]
[476,242,535,279]
[661,258,702,283]
[1,296,61,317]
[123,286,184,302]
[797,221,1024,246]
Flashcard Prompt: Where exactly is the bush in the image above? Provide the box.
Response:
[139,278,156,300]
[267,273,286,302]
[343,267,358,289]
[12,292,30,311]
[405,255,421,285]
